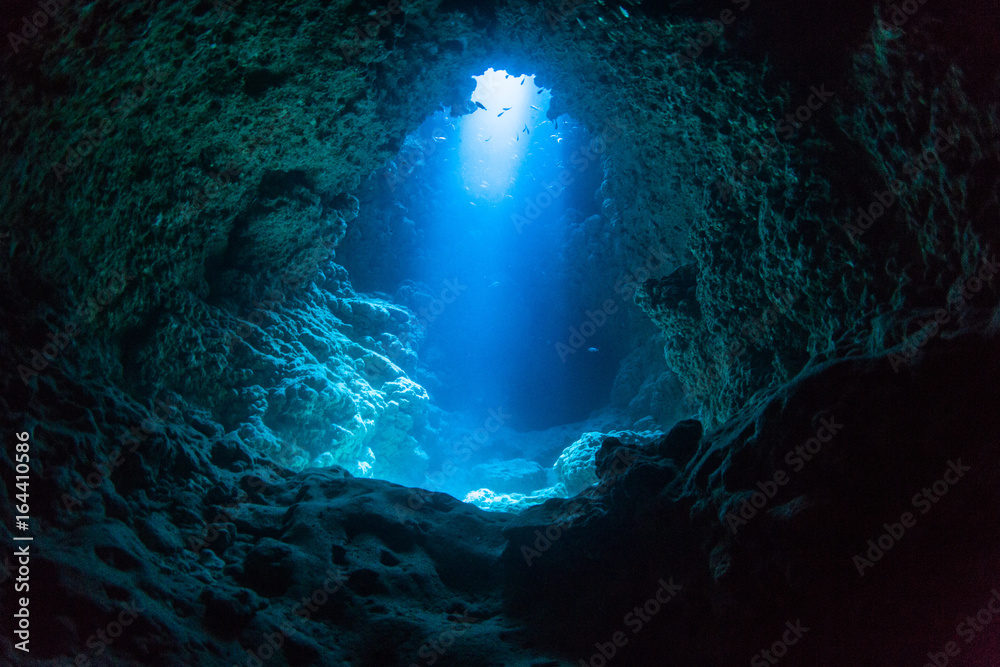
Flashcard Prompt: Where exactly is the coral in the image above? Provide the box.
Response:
[463,486,564,513]
[553,429,664,495]
[468,459,549,495]
[120,259,432,482]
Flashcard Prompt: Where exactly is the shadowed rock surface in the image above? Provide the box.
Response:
[1,0,998,665]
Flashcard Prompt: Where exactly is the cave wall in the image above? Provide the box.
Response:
[634,0,1000,425]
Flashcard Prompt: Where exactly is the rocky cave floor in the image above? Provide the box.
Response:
[3,325,1000,666]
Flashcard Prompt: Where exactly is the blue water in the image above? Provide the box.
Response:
[364,70,622,430]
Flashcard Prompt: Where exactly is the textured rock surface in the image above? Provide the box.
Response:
[0,350,564,665]
[502,329,1000,665]
[8,326,990,664]
[6,0,994,437]
[124,260,434,483]
[553,429,665,496]
[631,2,1000,426]
[2,0,999,665]
[608,333,690,427]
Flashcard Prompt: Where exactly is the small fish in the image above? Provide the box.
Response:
[537,89,543,94]
[530,105,540,111]
[516,134,519,141]
[523,124,530,134]
[484,136,491,142]
[498,111,505,117]
[520,77,525,85]
[503,107,511,111]
[475,101,487,111]
[587,347,599,353]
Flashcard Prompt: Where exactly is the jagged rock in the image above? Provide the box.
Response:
[502,331,1000,665]
[553,429,664,495]
[652,419,703,466]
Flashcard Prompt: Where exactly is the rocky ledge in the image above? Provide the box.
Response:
[4,319,998,665]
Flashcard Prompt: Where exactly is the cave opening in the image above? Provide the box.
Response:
[339,68,634,505]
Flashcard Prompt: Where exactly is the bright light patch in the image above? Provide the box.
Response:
[460,68,552,203]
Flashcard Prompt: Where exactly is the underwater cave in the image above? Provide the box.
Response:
[336,67,674,503]
[1,0,1000,665]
